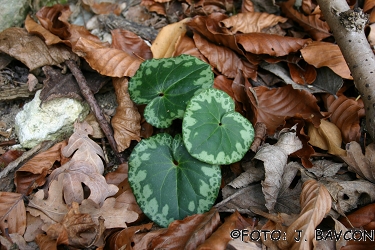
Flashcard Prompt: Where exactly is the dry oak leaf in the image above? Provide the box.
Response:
[280,0,331,41]
[236,33,311,57]
[44,202,105,248]
[73,37,142,77]
[0,192,26,236]
[150,208,221,250]
[79,197,139,229]
[280,179,331,250]
[300,41,352,79]
[196,210,253,250]
[342,141,375,183]
[193,32,257,80]
[255,130,303,212]
[15,140,68,195]
[247,85,323,134]
[308,119,347,156]
[220,12,288,34]
[151,18,188,59]
[323,94,364,143]
[47,121,118,206]
[111,77,141,152]
[0,27,78,71]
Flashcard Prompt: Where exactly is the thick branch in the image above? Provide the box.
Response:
[317,0,375,140]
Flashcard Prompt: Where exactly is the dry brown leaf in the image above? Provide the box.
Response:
[280,0,331,41]
[0,150,23,168]
[106,223,153,250]
[15,140,68,195]
[111,29,152,60]
[25,15,63,45]
[193,33,257,79]
[236,33,311,57]
[300,41,352,79]
[24,213,45,242]
[111,77,141,152]
[150,208,221,250]
[0,28,78,71]
[288,61,317,85]
[80,197,139,229]
[44,202,104,248]
[220,12,287,34]
[151,19,188,58]
[35,234,58,250]
[73,37,142,77]
[342,141,375,183]
[47,121,118,206]
[323,94,365,143]
[254,130,302,212]
[196,210,253,250]
[84,112,106,139]
[173,34,207,62]
[82,0,124,15]
[308,119,347,156]
[280,179,331,250]
[247,85,323,134]
[241,0,254,13]
[0,192,26,236]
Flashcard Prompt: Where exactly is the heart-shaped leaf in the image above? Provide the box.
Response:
[128,54,214,128]
[128,133,221,227]
[183,88,254,165]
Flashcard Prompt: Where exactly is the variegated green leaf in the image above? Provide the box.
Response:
[128,133,221,227]
[183,88,254,165]
[128,54,214,128]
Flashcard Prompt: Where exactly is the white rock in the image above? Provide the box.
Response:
[15,90,89,148]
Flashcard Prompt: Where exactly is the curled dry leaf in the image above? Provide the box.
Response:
[73,37,142,77]
[248,85,323,134]
[15,140,68,195]
[111,77,141,152]
[255,131,302,212]
[150,208,221,250]
[241,0,254,13]
[0,150,23,168]
[236,33,311,57]
[151,18,188,58]
[342,141,375,183]
[300,41,352,79]
[308,119,347,156]
[281,179,331,250]
[47,121,118,206]
[25,15,63,46]
[220,12,287,34]
[280,0,331,41]
[196,210,253,250]
[323,94,364,143]
[193,33,257,79]
[106,223,153,250]
[0,28,78,71]
[0,192,26,236]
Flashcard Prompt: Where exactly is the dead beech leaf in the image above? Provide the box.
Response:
[0,28,78,71]
[342,141,375,183]
[111,29,152,60]
[151,18,188,58]
[248,85,323,134]
[173,34,207,62]
[0,192,26,236]
[25,15,63,45]
[45,202,104,248]
[220,12,287,34]
[0,150,23,168]
[236,33,311,57]
[196,210,252,250]
[308,119,346,156]
[82,0,124,15]
[47,121,118,206]
[73,37,142,77]
[193,33,257,80]
[111,77,141,152]
[241,0,254,13]
[106,223,153,250]
[323,94,364,143]
[280,0,331,41]
[300,41,352,79]
[281,179,331,250]
[150,208,221,250]
[15,140,68,195]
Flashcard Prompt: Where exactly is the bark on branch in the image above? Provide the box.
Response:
[317,0,375,140]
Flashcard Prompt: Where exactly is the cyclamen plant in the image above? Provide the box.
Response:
[128,54,255,227]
